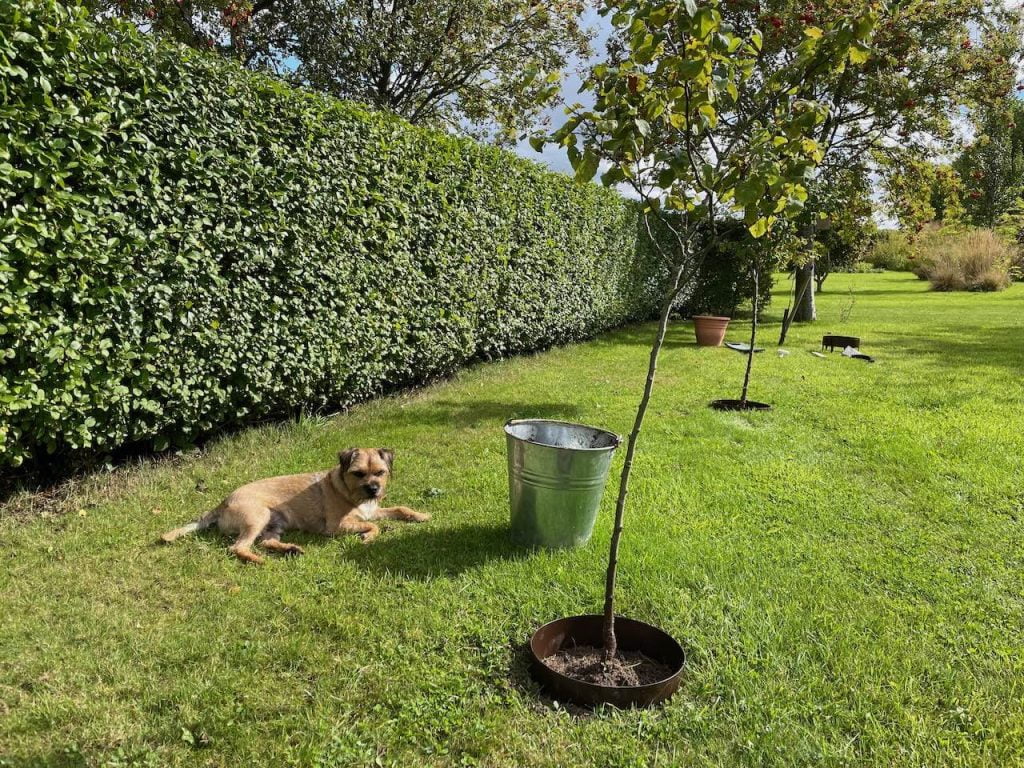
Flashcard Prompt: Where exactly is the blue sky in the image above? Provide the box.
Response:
[511,7,610,177]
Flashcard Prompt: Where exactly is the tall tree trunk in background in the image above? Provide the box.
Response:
[793,260,816,322]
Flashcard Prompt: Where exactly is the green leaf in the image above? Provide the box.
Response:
[748,217,773,238]
[734,178,765,207]
[848,44,870,65]
[693,7,716,39]
[575,149,600,183]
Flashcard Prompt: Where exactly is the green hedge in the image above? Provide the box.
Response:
[0,1,672,468]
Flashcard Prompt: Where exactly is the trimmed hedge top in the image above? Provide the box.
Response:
[0,1,670,468]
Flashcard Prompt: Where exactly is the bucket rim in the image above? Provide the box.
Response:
[504,418,621,451]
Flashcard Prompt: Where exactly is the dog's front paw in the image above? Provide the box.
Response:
[396,506,430,522]
[359,529,379,543]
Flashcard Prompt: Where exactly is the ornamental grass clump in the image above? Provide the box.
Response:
[919,230,1013,292]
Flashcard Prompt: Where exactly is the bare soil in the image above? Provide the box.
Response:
[544,645,674,687]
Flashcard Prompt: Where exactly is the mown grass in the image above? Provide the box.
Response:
[1,272,1023,768]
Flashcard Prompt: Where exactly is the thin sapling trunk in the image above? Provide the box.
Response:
[739,266,759,406]
[601,258,688,662]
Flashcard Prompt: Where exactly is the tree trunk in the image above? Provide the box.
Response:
[601,258,687,662]
[739,268,759,405]
[793,260,816,322]
[814,267,828,292]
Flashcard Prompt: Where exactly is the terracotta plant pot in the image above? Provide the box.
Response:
[529,615,685,709]
[692,315,730,347]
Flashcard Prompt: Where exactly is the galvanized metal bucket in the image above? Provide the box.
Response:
[504,419,621,549]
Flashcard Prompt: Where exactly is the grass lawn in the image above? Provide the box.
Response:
[2,272,1023,767]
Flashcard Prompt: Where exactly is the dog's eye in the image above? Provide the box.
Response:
[351,471,366,479]
[373,470,386,477]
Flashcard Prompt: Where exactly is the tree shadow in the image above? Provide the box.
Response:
[0,399,583,513]
[380,399,583,430]
[0,750,88,768]
[870,322,1023,376]
[587,314,784,352]
[820,288,927,297]
[344,520,531,579]
[588,322,698,349]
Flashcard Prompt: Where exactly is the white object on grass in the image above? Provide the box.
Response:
[777,349,790,357]
[725,341,765,353]
[810,351,826,358]
[842,345,860,357]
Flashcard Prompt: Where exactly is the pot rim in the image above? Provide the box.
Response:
[530,614,685,691]
[691,314,731,321]
[504,418,622,451]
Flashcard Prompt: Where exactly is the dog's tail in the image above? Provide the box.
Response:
[160,506,221,543]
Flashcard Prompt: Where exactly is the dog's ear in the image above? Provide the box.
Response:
[338,448,359,471]
[377,448,394,470]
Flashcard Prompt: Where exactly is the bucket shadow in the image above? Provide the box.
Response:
[345,520,531,579]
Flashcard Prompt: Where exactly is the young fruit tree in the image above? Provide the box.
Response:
[536,0,879,664]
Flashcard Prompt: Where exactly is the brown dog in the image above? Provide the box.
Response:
[160,448,429,564]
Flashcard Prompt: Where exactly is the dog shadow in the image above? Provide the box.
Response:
[343,520,530,579]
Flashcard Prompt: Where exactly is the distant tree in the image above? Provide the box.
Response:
[805,166,875,291]
[86,0,590,141]
[85,0,288,64]
[291,0,589,140]
[883,159,964,232]
[954,100,1024,228]
[711,0,1022,321]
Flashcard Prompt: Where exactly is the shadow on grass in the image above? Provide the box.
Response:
[0,749,104,768]
[507,641,599,717]
[0,399,582,516]
[381,399,583,430]
[870,323,1023,375]
[588,315,784,352]
[161,521,528,580]
[822,288,928,297]
[345,520,530,579]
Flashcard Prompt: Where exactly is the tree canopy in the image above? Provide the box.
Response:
[86,0,590,141]
[954,99,1024,228]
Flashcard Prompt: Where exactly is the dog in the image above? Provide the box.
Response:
[160,448,429,564]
